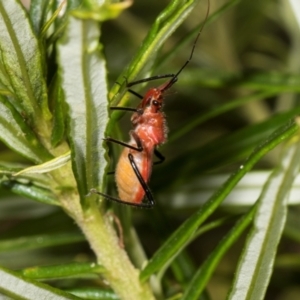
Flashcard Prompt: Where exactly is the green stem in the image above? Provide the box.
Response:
[50,164,154,299]
[77,201,155,300]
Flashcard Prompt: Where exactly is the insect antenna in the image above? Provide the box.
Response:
[161,0,210,92]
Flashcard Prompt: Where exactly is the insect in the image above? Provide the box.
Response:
[90,1,210,208]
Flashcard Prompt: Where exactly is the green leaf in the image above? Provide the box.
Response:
[0,233,85,253]
[45,0,82,46]
[191,108,300,171]
[40,1,67,38]
[57,16,108,202]
[0,161,59,206]
[0,96,51,163]
[181,206,256,299]
[49,77,67,147]
[0,266,81,299]
[169,90,299,144]
[66,287,119,300]
[155,108,300,191]
[163,217,235,282]
[140,119,298,282]
[227,127,300,300]
[21,262,104,279]
[29,0,51,35]
[0,0,50,123]
[0,180,59,206]
[0,162,54,186]
[72,0,133,21]
[13,152,71,176]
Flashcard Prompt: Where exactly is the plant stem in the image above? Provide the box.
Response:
[76,200,155,300]
[50,162,154,299]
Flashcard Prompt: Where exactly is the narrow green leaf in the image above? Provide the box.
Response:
[190,108,300,171]
[0,180,59,206]
[57,16,108,201]
[178,70,300,90]
[0,161,59,206]
[0,0,50,122]
[21,262,104,279]
[0,96,51,163]
[72,0,133,21]
[181,205,256,299]
[49,78,67,147]
[0,233,85,253]
[163,217,235,282]
[169,90,295,143]
[140,120,298,282]
[46,0,82,46]
[170,252,196,286]
[29,0,50,35]
[240,72,300,91]
[155,108,300,191]
[13,152,70,176]
[40,1,67,38]
[0,162,54,187]
[227,127,300,300]
[0,266,81,300]
[66,287,119,300]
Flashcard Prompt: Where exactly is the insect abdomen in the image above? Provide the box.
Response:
[115,148,149,204]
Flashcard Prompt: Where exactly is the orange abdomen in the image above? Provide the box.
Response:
[115,147,151,204]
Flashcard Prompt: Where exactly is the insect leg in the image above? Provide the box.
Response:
[89,189,154,208]
[104,131,143,152]
[121,74,176,99]
[104,138,142,152]
[153,148,165,165]
[127,153,155,207]
[127,89,143,99]
[104,132,143,178]
[127,74,176,87]
[115,79,143,99]
[104,136,141,175]
[107,147,164,175]
[110,106,143,116]
[108,147,164,174]
[110,107,138,112]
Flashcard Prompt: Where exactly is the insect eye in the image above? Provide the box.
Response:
[152,100,159,106]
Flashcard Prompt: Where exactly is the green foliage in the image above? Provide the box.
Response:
[1,0,300,299]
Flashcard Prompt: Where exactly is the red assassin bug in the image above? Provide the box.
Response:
[90,2,210,208]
